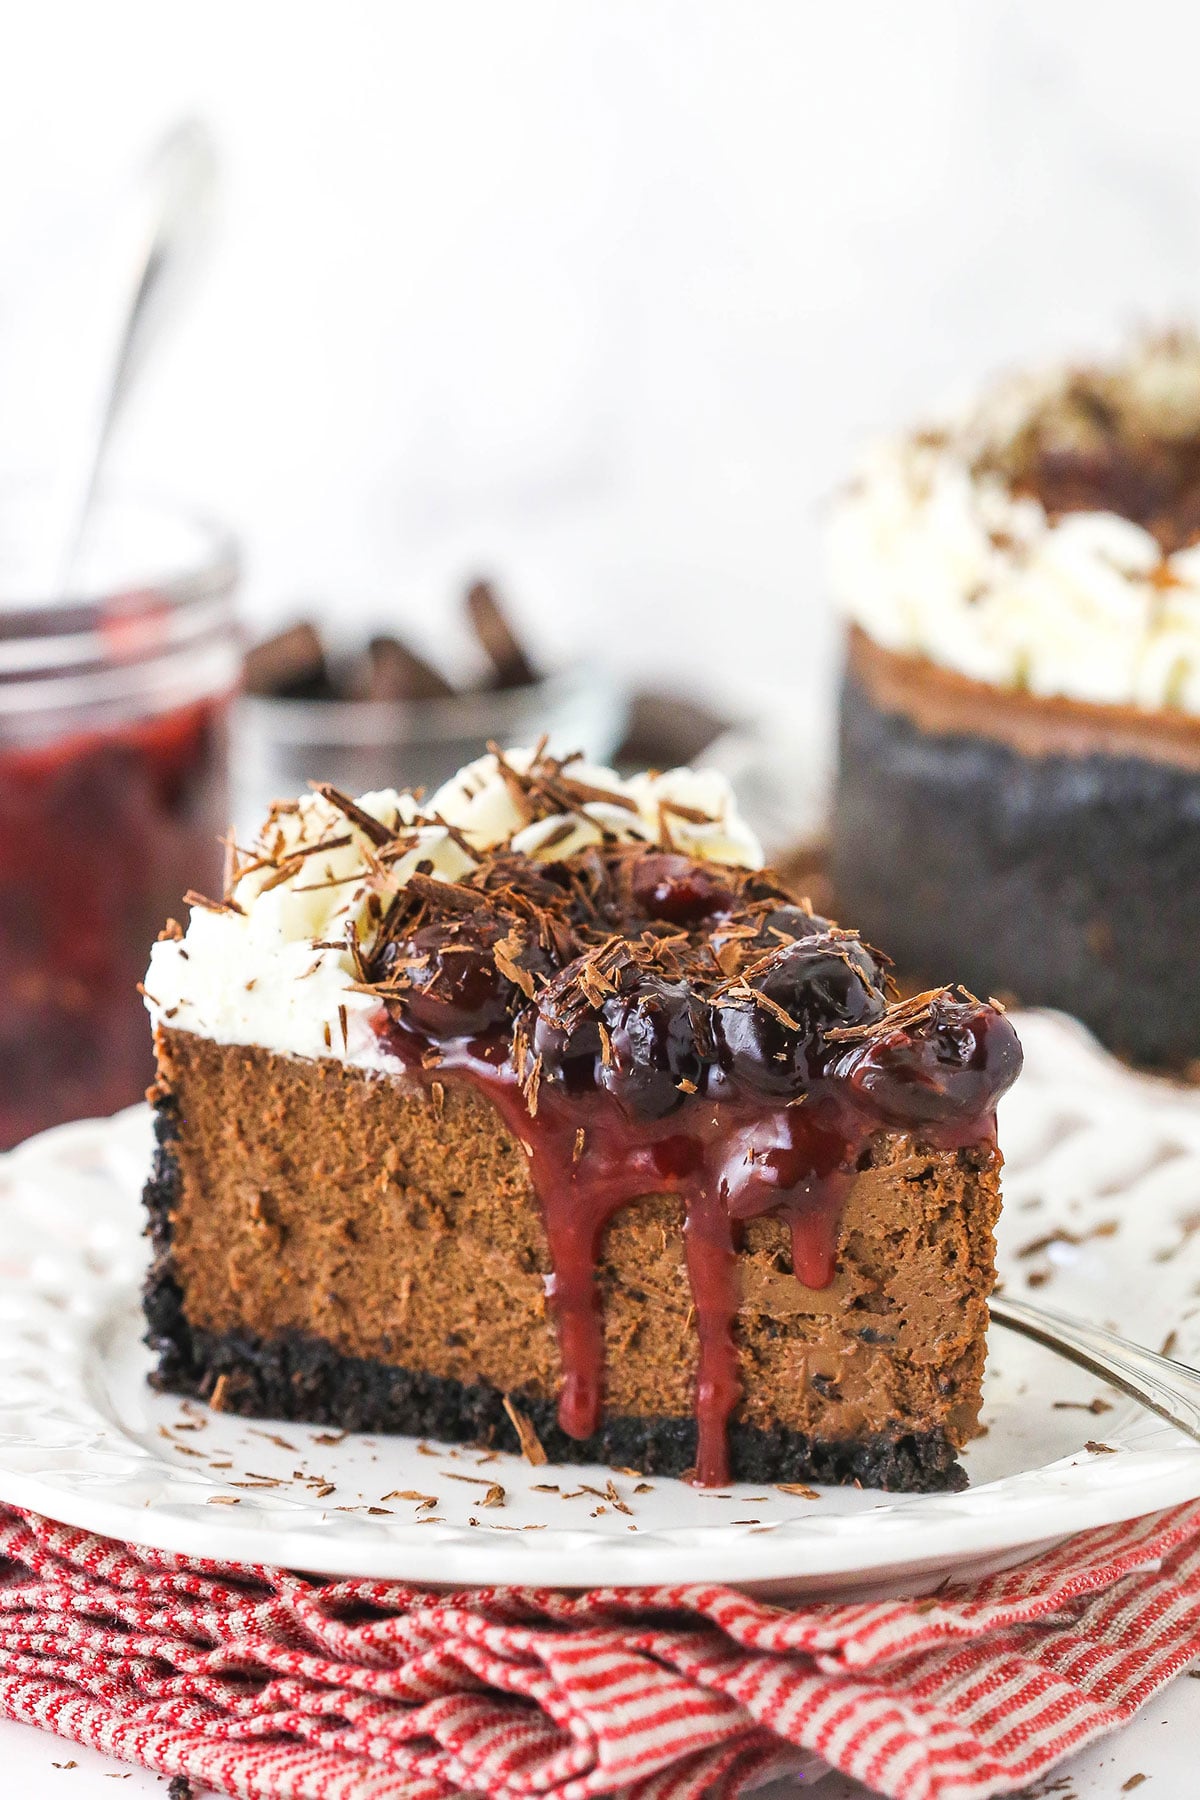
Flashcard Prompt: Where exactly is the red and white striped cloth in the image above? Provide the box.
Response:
[1,1500,1199,1800]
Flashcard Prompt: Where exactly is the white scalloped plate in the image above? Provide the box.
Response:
[2,1010,1200,1597]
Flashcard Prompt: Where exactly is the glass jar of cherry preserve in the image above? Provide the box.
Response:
[0,492,239,1150]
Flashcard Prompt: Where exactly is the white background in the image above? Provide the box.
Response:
[3,4,1200,1789]
[7,1,1200,729]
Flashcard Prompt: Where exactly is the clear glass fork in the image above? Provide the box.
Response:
[990,1293,1200,1446]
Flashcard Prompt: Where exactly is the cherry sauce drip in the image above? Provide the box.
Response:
[370,854,1023,1486]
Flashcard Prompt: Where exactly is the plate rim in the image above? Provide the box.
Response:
[2,1422,1199,1589]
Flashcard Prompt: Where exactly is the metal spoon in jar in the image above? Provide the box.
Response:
[41,118,218,599]
[990,1293,1200,1446]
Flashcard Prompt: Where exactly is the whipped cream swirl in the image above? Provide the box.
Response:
[829,335,1200,711]
[143,748,762,1068]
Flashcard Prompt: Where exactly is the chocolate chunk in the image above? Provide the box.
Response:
[243,622,332,699]
[616,692,733,769]
[359,635,455,703]
[465,580,538,688]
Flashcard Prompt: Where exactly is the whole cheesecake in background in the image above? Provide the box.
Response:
[142,745,1020,1493]
[830,330,1200,1068]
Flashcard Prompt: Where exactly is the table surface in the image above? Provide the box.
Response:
[4,1669,1196,1796]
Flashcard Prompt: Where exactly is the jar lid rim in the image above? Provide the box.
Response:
[0,484,239,620]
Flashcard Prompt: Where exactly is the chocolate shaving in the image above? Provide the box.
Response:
[257,833,357,895]
[1017,1222,1118,1259]
[746,988,804,1033]
[184,889,245,918]
[406,871,484,914]
[823,987,950,1044]
[551,773,639,815]
[288,872,365,894]
[658,797,718,826]
[487,743,538,823]
[493,927,537,998]
[344,920,368,984]
[485,740,639,829]
[430,813,484,862]
[502,1395,548,1465]
[309,783,394,846]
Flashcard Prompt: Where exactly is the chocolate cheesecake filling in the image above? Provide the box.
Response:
[844,625,1200,773]
[150,756,1020,1487]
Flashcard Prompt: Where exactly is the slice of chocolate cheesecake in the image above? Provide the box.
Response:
[143,745,1021,1491]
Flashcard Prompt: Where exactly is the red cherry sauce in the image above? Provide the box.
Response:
[0,697,229,1149]
[377,997,1020,1486]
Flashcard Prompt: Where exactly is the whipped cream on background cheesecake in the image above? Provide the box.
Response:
[143,746,1019,1491]
[829,331,1200,710]
[829,330,1200,1067]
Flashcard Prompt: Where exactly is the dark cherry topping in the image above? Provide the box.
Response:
[830,989,1024,1130]
[757,932,886,1027]
[376,922,510,1038]
[760,902,833,941]
[596,974,712,1119]
[712,934,885,1101]
[308,750,1022,1485]
[629,851,737,925]
[986,341,1200,555]
[377,915,551,1039]
[1014,433,1200,555]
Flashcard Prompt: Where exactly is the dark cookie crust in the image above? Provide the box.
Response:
[142,1100,967,1495]
[832,665,1200,1068]
[146,1313,967,1493]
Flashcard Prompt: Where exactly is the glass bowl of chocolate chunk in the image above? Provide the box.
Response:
[234,578,627,829]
